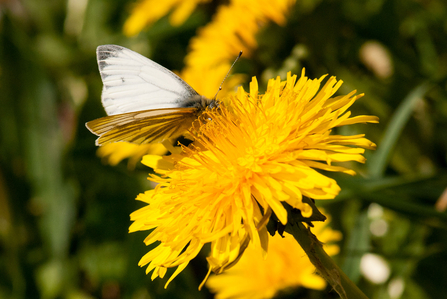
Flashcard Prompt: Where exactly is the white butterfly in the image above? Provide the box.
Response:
[86,45,218,146]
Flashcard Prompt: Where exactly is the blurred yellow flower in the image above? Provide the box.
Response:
[179,63,246,99]
[124,0,211,36]
[129,70,377,287]
[97,142,167,169]
[206,213,342,299]
[185,0,296,70]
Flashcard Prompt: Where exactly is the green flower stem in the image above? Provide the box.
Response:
[285,221,369,299]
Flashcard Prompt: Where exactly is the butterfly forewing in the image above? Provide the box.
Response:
[97,45,200,116]
[86,108,198,146]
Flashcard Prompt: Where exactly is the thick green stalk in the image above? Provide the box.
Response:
[285,221,369,299]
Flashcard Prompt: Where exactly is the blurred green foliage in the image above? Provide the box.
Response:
[1,0,447,298]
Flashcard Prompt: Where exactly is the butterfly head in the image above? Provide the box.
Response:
[182,95,220,110]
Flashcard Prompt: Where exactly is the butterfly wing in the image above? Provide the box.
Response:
[97,45,199,116]
[86,108,199,146]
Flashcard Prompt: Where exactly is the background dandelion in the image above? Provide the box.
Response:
[206,212,342,299]
[1,0,447,299]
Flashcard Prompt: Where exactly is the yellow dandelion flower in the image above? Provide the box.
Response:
[123,0,211,36]
[206,212,342,299]
[130,70,377,288]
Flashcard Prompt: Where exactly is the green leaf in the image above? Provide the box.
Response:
[369,83,431,178]
[341,210,371,283]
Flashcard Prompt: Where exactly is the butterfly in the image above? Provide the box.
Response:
[86,45,220,146]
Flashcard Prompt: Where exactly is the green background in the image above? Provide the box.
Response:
[1,0,447,298]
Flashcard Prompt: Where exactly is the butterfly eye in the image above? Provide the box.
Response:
[209,100,219,109]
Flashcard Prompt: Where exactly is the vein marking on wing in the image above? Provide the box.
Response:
[86,108,198,145]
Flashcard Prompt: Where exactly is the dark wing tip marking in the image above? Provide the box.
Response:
[96,45,124,75]
[97,45,123,58]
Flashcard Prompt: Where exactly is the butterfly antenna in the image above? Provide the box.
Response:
[213,51,243,100]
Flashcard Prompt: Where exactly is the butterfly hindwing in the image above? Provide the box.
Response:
[86,108,199,145]
[97,45,200,116]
